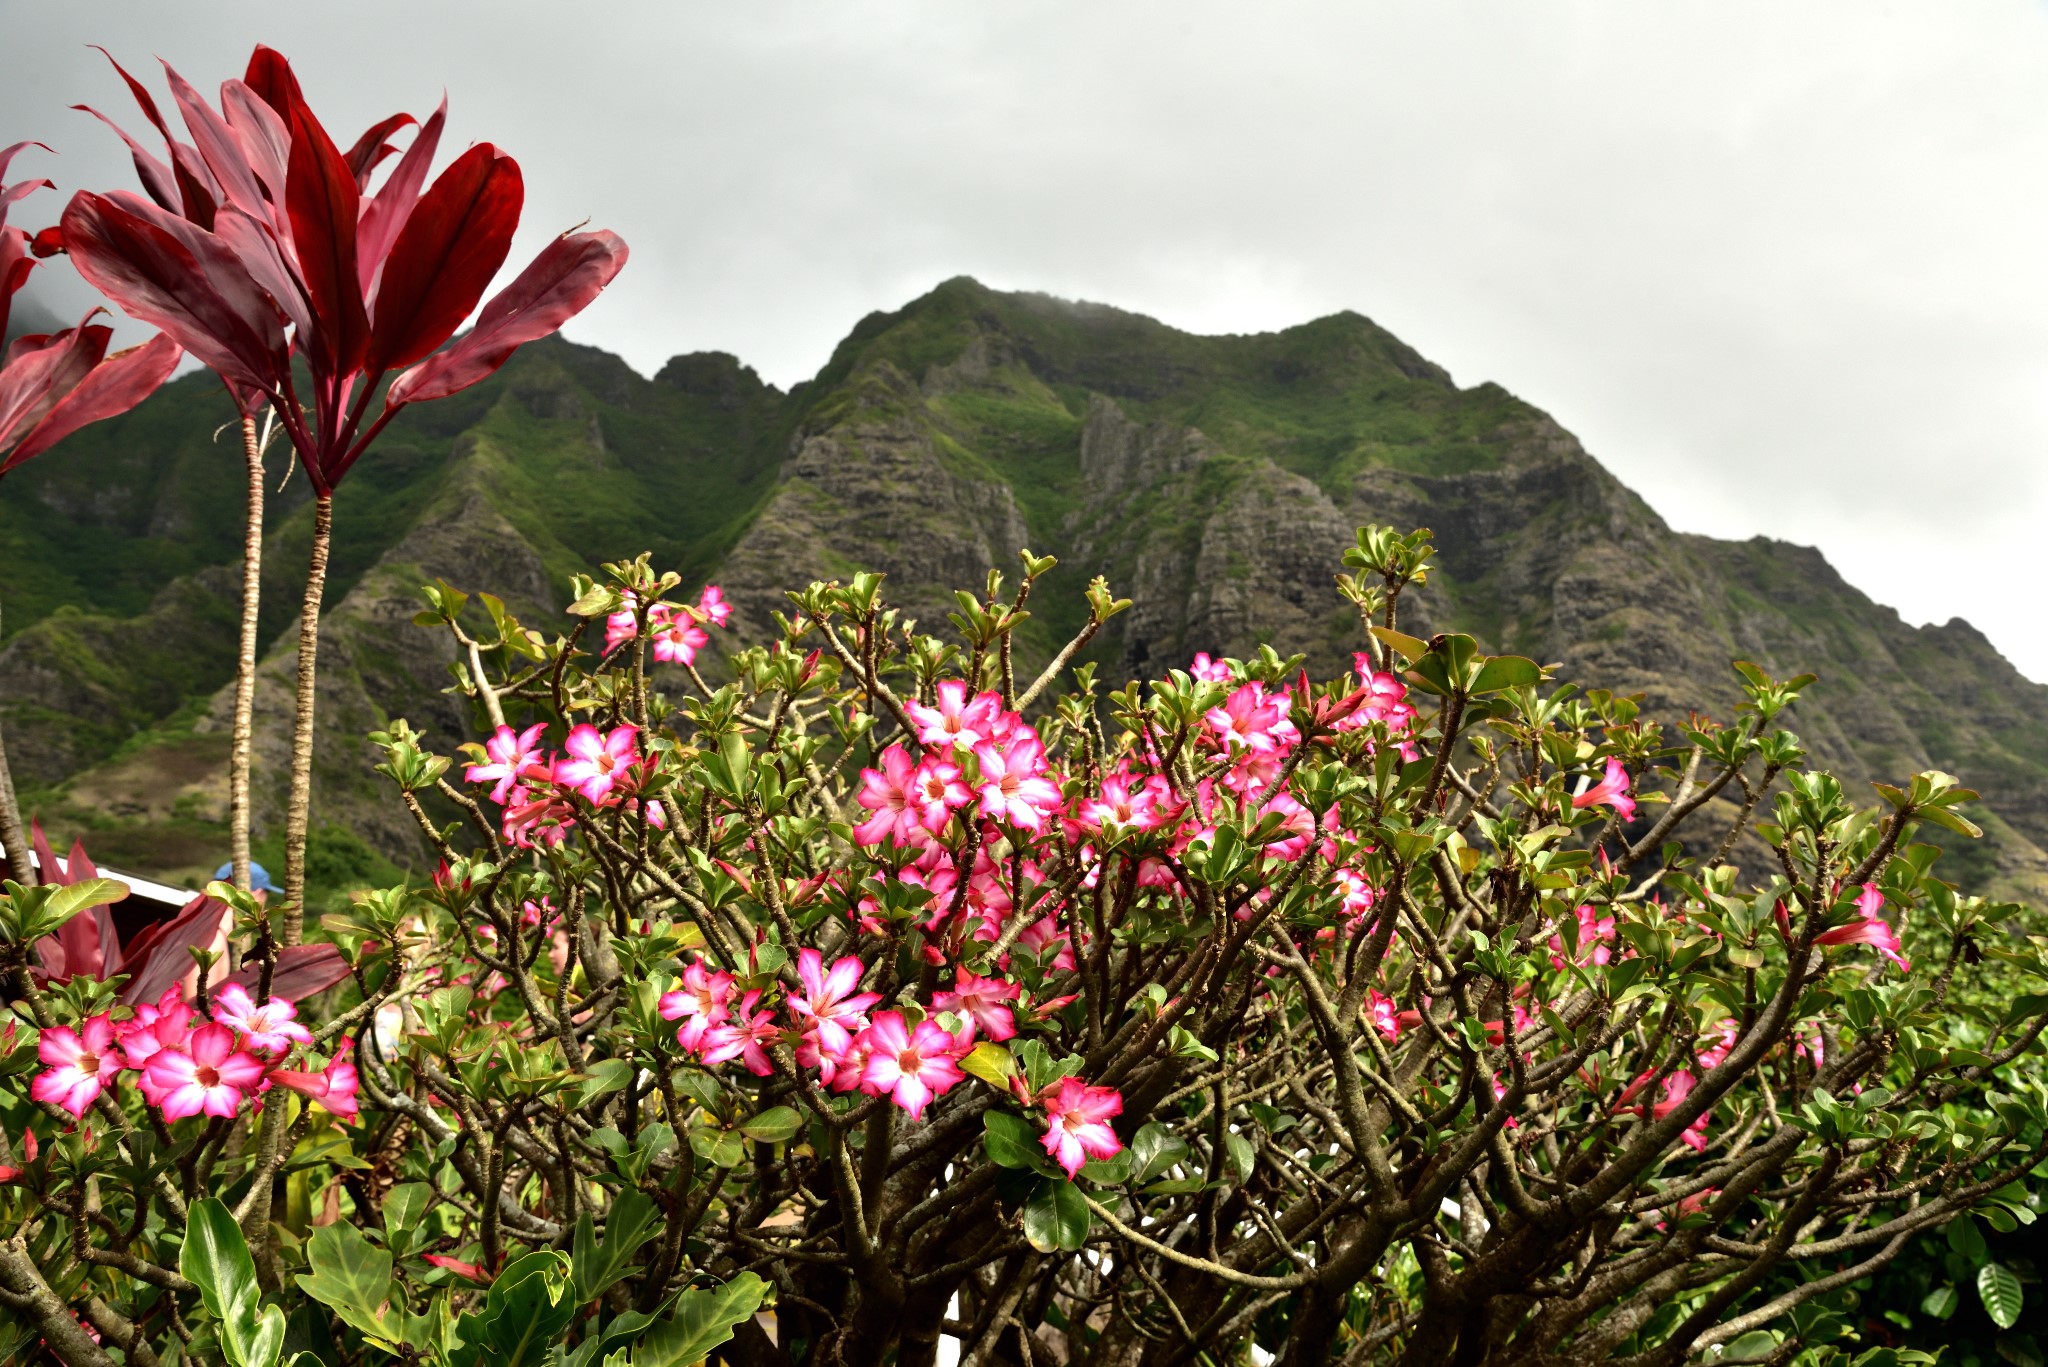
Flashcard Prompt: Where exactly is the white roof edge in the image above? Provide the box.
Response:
[0,841,199,907]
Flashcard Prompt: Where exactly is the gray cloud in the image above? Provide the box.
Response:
[6,1,2044,677]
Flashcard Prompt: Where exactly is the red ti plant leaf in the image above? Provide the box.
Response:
[77,47,219,228]
[366,142,521,374]
[284,98,370,385]
[1,330,180,474]
[354,97,446,292]
[27,822,123,984]
[61,190,284,395]
[343,112,416,189]
[223,944,354,1001]
[242,45,306,121]
[117,891,232,1006]
[384,228,630,412]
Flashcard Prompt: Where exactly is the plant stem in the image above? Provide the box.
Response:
[281,491,333,945]
[0,719,31,887]
[0,603,29,887]
[229,410,272,895]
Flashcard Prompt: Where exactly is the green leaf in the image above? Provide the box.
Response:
[573,1058,635,1110]
[450,1252,577,1367]
[959,1041,1016,1087]
[572,1189,663,1304]
[381,1182,433,1257]
[1721,1330,1781,1363]
[737,1106,803,1144]
[294,1223,400,1349]
[984,1111,1055,1173]
[1080,1150,1134,1186]
[1022,1179,1091,1253]
[181,1197,281,1367]
[1131,1122,1190,1184]
[182,1198,261,1330]
[1369,627,1429,662]
[38,878,129,936]
[1917,805,1984,838]
[1948,1214,1990,1263]
[628,1273,769,1367]
[1921,1285,1960,1320]
[1468,655,1542,695]
[1224,1132,1256,1185]
[1981,1260,2025,1329]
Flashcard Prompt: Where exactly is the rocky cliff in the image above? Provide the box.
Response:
[4,277,2043,899]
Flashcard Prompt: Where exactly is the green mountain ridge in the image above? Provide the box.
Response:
[4,276,2044,899]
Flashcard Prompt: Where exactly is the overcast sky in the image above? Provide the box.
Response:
[6,1,2046,680]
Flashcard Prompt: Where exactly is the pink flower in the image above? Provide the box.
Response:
[859,1012,965,1121]
[696,584,732,627]
[1697,1020,1738,1071]
[1016,917,1077,971]
[145,1023,268,1122]
[934,969,1020,1042]
[210,984,313,1057]
[648,604,709,665]
[853,744,929,848]
[700,991,778,1076]
[909,757,972,834]
[1039,1077,1124,1178]
[1189,653,1232,684]
[973,738,1061,832]
[269,1045,361,1122]
[115,988,194,1075]
[465,723,546,805]
[1205,682,1299,756]
[32,1015,117,1116]
[905,681,999,751]
[1548,905,1618,971]
[1365,989,1401,1040]
[660,959,736,1054]
[1815,890,1910,974]
[556,723,640,805]
[603,591,641,652]
[423,1255,486,1281]
[1079,774,1164,836]
[0,1127,37,1183]
[788,950,881,1056]
[1572,758,1636,823]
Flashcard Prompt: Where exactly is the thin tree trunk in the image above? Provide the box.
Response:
[229,411,270,895]
[281,491,333,945]
[0,603,29,887]
[0,720,32,887]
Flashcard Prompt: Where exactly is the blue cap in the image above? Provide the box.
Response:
[212,862,279,893]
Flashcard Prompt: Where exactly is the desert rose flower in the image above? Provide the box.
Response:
[972,737,1061,832]
[859,1012,964,1120]
[660,959,737,1054]
[33,1015,118,1116]
[905,680,999,751]
[145,1023,268,1121]
[648,603,708,664]
[1572,757,1636,823]
[933,969,1020,1042]
[557,723,639,804]
[699,991,778,1076]
[1040,1077,1124,1178]
[269,1044,361,1120]
[853,745,928,847]
[210,983,313,1056]
[787,950,881,1056]
[466,722,546,804]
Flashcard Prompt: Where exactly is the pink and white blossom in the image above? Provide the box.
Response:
[32,1015,117,1116]
[1039,1077,1124,1178]
[858,1012,965,1121]
[209,984,313,1056]
[144,1023,268,1122]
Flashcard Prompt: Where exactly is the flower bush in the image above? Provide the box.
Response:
[3,527,2043,1367]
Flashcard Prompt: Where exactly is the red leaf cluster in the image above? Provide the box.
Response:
[0,141,180,480]
[60,47,629,494]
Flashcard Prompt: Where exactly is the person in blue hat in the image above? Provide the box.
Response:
[213,862,279,904]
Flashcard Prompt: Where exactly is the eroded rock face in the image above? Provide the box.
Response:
[9,282,2045,897]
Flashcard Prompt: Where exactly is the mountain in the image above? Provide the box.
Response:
[4,276,2044,900]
